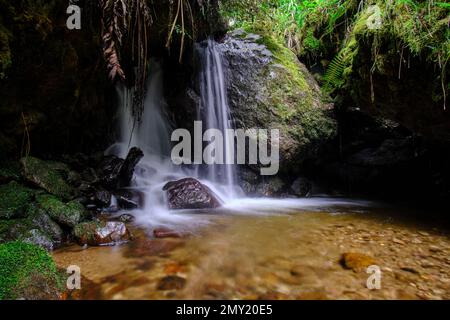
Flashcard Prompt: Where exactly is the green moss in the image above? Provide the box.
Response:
[0,182,34,219]
[0,205,63,250]
[0,241,63,300]
[256,34,311,93]
[20,156,75,200]
[36,194,83,227]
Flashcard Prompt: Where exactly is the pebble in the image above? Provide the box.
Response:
[393,238,406,245]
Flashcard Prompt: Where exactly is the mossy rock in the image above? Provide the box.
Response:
[0,241,63,300]
[20,157,75,200]
[36,194,83,228]
[73,221,131,246]
[0,207,63,250]
[0,181,34,219]
[219,30,337,174]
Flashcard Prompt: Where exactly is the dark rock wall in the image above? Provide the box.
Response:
[0,1,115,160]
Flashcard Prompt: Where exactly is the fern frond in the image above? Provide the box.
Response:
[323,50,347,93]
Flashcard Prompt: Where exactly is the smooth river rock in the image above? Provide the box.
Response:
[163,178,222,210]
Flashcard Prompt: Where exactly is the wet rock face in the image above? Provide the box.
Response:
[97,147,143,190]
[216,29,336,174]
[163,178,222,210]
[73,221,131,246]
[20,157,75,200]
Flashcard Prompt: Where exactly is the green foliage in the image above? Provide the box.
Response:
[221,0,449,102]
[0,241,62,300]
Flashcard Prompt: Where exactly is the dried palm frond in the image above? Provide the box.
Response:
[100,0,127,81]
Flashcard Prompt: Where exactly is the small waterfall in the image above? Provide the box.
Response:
[196,39,238,196]
[107,60,198,228]
[107,53,240,228]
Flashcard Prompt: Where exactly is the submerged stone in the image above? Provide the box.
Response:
[0,181,34,219]
[157,275,186,290]
[20,156,75,200]
[341,252,377,272]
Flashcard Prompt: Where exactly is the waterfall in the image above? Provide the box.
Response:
[196,38,238,197]
[106,48,240,228]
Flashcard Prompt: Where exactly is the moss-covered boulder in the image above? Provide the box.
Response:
[0,207,63,250]
[219,29,337,174]
[20,157,75,200]
[0,241,63,300]
[0,181,34,219]
[36,195,84,228]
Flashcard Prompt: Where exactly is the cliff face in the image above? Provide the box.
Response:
[0,1,114,159]
[0,0,225,160]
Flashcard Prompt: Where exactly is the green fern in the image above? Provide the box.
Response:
[323,51,348,92]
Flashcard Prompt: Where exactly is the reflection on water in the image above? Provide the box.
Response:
[53,200,450,300]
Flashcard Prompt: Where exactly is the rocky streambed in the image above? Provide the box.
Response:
[53,207,450,300]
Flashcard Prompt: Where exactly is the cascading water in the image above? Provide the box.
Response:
[106,60,199,229]
[195,39,238,197]
[106,50,242,229]
[106,44,373,230]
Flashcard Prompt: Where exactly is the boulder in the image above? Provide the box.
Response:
[217,30,336,174]
[163,178,222,210]
[0,207,64,250]
[0,241,63,299]
[73,221,132,246]
[0,181,34,219]
[36,195,84,228]
[20,156,75,200]
[290,177,312,197]
[255,177,286,197]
